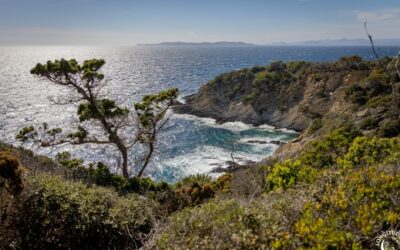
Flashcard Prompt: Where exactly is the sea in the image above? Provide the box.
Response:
[0,45,398,182]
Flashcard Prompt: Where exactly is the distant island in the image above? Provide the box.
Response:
[269,38,400,46]
[137,39,400,47]
[137,41,256,47]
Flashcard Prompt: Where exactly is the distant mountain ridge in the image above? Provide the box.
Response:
[269,38,400,46]
[137,41,256,47]
[138,39,400,47]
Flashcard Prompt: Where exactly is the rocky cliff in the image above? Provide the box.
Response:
[175,56,400,159]
[176,57,377,131]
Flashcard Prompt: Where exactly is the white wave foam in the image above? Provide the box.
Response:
[177,95,186,104]
[172,113,289,132]
[158,145,269,179]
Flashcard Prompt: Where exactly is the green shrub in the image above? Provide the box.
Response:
[266,160,317,192]
[337,137,400,168]
[255,71,268,82]
[250,65,265,73]
[350,90,368,106]
[286,61,310,75]
[157,200,250,249]
[267,61,286,72]
[366,95,392,108]
[174,173,212,188]
[241,91,257,104]
[89,162,126,189]
[18,174,158,249]
[55,152,170,196]
[55,151,89,180]
[308,118,323,134]
[266,160,300,191]
[123,176,169,194]
[345,84,370,106]
[299,126,361,168]
[379,119,400,137]
[157,189,311,250]
[15,126,36,142]
[295,166,400,249]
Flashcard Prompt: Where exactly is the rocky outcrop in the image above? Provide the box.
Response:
[175,58,370,132]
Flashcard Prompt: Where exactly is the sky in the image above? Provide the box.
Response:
[0,0,399,45]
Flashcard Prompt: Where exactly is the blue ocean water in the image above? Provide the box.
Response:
[0,46,398,182]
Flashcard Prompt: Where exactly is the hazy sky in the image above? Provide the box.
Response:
[0,0,399,45]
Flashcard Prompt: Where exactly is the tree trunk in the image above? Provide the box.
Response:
[121,147,129,178]
[111,138,129,178]
[137,142,153,177]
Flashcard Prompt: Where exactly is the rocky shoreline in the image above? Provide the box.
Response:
[174,57,384,163]
[173,59,366,132]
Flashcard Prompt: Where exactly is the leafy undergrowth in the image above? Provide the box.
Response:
[2,118,400,250]
[0,144,231,249]
[20,175,157,249]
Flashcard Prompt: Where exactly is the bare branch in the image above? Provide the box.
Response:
[363,21,380,60]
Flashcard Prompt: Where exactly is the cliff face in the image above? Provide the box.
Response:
[175,58,371,131]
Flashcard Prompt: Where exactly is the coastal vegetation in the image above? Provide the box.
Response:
[2,56,400,249]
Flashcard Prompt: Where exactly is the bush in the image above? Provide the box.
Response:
[379,119,400,137]
[267,61,286,72]
[157,200,248,249]
[337,137,400,168]
[295,166,400,249]
[173,174,216,207]
[17,174,158,249]
[250,65,265,73]
[174,173,212,187]
[89,162,126,189]
[211,173,232,193]
[350,91,368,105]
[55,151,170,196]
[299,126,361,168]
[255,71,268,82]
[55,151,89,180]
[345,85,368,106]
[286,61,310,75]
[266,160,317,192]
[174,182,215,207]
[123,176,169,194]
[308,118,323,134]
[0,150,24,243]
[366,95,392,108]
[157,190,311,250]
[363,69,390,95]
[15,126,36,142]
[0,151,23,195]
[338,55,364,70]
